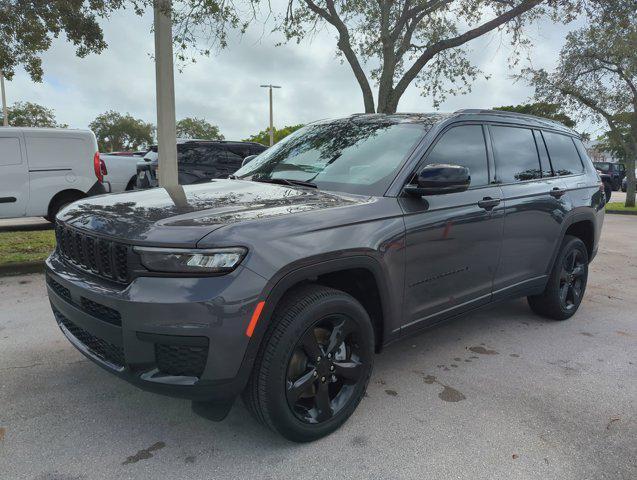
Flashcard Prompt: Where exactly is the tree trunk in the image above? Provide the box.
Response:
[626,152,636,208]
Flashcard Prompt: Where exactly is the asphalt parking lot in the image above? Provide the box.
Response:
[0,215,635,480]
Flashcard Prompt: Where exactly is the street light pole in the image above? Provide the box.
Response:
[260,84,281,146]
[154,0,178,188]
[1,71,8,127]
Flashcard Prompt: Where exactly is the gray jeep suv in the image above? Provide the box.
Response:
[46,111,605,442]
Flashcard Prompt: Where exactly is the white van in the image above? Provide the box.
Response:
[0,127,108,221]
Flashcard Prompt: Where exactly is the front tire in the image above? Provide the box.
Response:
[242,285,374,442]
[528,235,589,320]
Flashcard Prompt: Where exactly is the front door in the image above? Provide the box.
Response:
[0,132,28,219]
[399,124,504,332]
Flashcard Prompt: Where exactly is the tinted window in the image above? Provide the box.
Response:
[425,125,489,187]
[236,120,428,195]
[178,144,224,167]
[593,162,610,172]
[490,126,541,182]
[543,132,583,176]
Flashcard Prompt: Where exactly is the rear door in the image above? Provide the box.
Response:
[400,124,505,331]
[0,131,28,218]
[490,125,567,298]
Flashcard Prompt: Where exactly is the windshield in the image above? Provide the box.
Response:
[234,118,428,195]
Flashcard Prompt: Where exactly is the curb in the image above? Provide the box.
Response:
[606,210,637,216]
[0,261,46,277]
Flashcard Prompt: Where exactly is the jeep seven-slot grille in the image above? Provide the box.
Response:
[55,222,130,283]
[52,307,125,368]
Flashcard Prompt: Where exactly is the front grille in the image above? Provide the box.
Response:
[53,307,125,368]
[156,343,208,378]
[55,222,131,283]
[80,297,122,327]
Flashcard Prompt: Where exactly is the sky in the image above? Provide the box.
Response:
[4,3,600,141]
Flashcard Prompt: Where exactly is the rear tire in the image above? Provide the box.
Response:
[528,235,588,320]
[242,284,374,442]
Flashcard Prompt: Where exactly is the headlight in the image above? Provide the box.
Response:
[134,247,247,274]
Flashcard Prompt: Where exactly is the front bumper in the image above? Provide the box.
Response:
[45,252,266,402]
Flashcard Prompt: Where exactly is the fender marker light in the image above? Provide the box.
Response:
[246,301,265,337]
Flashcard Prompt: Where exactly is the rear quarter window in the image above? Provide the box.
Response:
[542,132,584,176]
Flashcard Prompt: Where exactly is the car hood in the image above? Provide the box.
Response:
[58,179,364,246]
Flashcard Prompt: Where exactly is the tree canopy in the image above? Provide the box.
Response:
[176,117,224,140]
[244,124,304,145]
[493,103,576,129]
[0,1,138,81]
[89,110,155,152]
[521,0,637,206]
[6,101,67,127]
[281,0,584,113]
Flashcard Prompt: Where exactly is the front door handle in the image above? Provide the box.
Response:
[478,197,501,210]
[550,187,566,198]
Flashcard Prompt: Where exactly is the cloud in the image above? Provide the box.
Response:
[4,5,600,140]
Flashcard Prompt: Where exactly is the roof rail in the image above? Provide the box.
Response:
[454,108,567,127]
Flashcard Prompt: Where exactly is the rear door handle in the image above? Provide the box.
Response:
[550,187,566,198]
[478,197,501,210]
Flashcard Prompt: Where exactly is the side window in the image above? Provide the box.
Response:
[224,147,244,167]
[490,126,541,183]
[425,125,489,187]
[542,131,584,176]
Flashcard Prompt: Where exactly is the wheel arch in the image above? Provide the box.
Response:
[47,189,86,219]
[251,256,395,356]
[549,210,598,272]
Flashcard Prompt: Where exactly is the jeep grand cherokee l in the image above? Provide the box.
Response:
[46,111,605,442]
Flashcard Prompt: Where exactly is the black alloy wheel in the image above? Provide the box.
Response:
[286,314,365,424]
[558,248,587,312]
[528,235,589,320]
[243,285,374,442]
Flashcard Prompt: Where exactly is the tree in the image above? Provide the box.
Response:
[595,112,632,163]
[176,117,224,140]
[521,0,637,207]
[493,102,576,128]
[281,1,581,114]
[244,124,304,145]
[6,101,67,127]
[89,111,155,152]
[0,1,136,82]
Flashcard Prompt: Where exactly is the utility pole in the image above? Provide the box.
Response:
[260,84,281,146]
[154,0,178,188]
[1,71,8,126]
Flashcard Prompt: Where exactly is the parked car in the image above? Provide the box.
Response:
[46,110,604,442]
[0,127,107,221]
[101,151,148,193]
[593,161,625,191]
[136,140,266,189]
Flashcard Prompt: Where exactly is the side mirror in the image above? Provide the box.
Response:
[404,164,470,197]
[242,155,257,167]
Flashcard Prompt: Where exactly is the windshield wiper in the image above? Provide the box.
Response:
[253,177,318,188]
